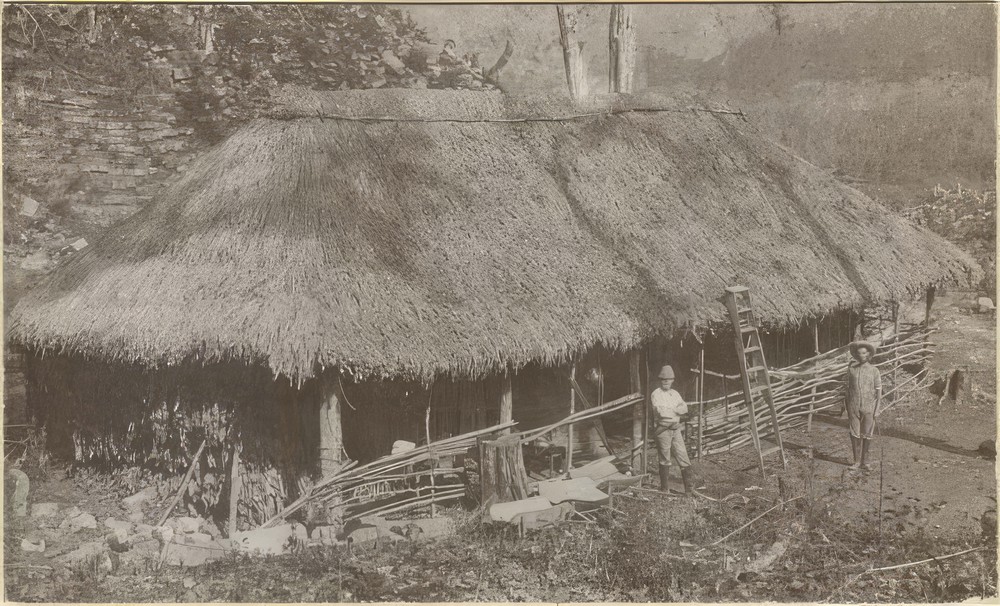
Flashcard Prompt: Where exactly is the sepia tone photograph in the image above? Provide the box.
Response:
[2,2,996,602]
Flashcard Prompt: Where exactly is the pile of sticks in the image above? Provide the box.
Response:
[261,420,516,527]
[693,324,936,456]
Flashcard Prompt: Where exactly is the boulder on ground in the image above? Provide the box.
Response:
[6,469,29,516]
[61,512,98,531]
[31,502,60,519]
[123,487,157,510]
[231,523,298,555]
[21,536,46,553]
[163,534,229,567]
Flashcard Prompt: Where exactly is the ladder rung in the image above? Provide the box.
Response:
[737,307,753,314]
[744,346,761,354]
[759,446,780,457]
[740,325,757,334]
[747,365,767,374]
[725,286,749,294]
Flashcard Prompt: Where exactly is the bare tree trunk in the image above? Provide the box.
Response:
[499,374,513,434]
[556,6,588,100]
[608,5,636,93]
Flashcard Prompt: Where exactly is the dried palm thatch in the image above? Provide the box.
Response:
[8,89,978,383]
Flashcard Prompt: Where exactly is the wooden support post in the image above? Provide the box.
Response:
[808,321,820,433]
[228,443,242,538]
[499,374,513,435]
[556,5,587,100]
[567,364,576,472]
[697,342,705,459]
[629,351,643,471]
[608,4,636,93]
[892,302,901,403]
[642,350,650,476]
[425,399,436,518]
[925,286,936,326]
[318,374,345,478]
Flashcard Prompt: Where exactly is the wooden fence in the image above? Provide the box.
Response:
[690,323,936,456]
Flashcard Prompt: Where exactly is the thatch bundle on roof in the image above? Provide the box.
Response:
[8,88,978,383]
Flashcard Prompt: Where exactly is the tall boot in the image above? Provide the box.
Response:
[658,466,670,493]
[680,467,696,497]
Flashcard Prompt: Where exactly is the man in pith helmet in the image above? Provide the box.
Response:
[845,341,882,471]
[651,365,696,495]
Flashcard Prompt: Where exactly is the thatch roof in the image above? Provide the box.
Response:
[8,89,978,382]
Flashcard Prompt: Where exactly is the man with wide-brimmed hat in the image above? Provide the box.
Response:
[651,365,695,495]
[845,340,882,471]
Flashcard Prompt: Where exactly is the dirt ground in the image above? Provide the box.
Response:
[4,290,996,602]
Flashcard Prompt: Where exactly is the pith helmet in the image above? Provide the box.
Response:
[658,365,676,379]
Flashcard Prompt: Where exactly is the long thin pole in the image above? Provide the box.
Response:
[808,321,819,434]
[228,442,242,538]
[642,347,650,477]
[425,390,436,518]
[157,439,207,527]
[697,341,705,459]
[567,363,576,473]
[892,301,901,404]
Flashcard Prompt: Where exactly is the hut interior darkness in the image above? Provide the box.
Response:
[8,89,979,528]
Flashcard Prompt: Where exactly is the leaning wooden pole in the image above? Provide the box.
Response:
[925,286,936,326]
[629,351,643,470]
[318,373,345,478]
[228,442,242,538]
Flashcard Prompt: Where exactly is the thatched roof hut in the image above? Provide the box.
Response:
[8,89,978,383]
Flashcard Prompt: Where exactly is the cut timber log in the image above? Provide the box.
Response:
[480,435,531,506]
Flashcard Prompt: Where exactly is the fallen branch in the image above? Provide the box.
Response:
[864,546,988,573]
[698,495,804,552]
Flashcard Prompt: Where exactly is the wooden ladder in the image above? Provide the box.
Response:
[723,286,787,476]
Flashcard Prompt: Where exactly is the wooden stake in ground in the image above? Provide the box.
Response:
[228,442,242,538]
[608,5,636,93]
[425,390,436,518]
[567,363,576,471]
[556,5,587,99]
[629,351,643,470]
[891,301,900,404]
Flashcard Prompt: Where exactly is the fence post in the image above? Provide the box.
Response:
[892,301,901,403]
[808,321,819,433]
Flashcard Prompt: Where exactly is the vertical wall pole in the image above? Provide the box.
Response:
[892,301,901,404]
[499,373,513,434]
[697,340,705,459]
[629,350,643,470]
[925,286,936,326]
[642,349,650,476]
[567,363,576,473]
[318,373,345,479]
[808,321,820,434]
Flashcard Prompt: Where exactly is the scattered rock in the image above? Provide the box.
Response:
[31,502,61,519]
[134,523,155,539]
[20,250,51,271]
[61,512,98,531]
[21,537,46,553]
[153,525,175,545]
[171,516,203,534]
[20,196,39,217]
[163,535,229,567]
[106,529,131,553]
[183,577,198,589]
[6,468,30,516]
[127,510,146,524]
[976,297,995,313]
[104,518,135,534]
[57,540,107,566]
[70,238,88,251]
[978,440,996,459]
[123,487,157,510]
[232,523,297,555]
[381,49,407,75]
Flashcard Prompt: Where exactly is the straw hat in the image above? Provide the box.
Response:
[658,365,676,379]
[849,341,877,358]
